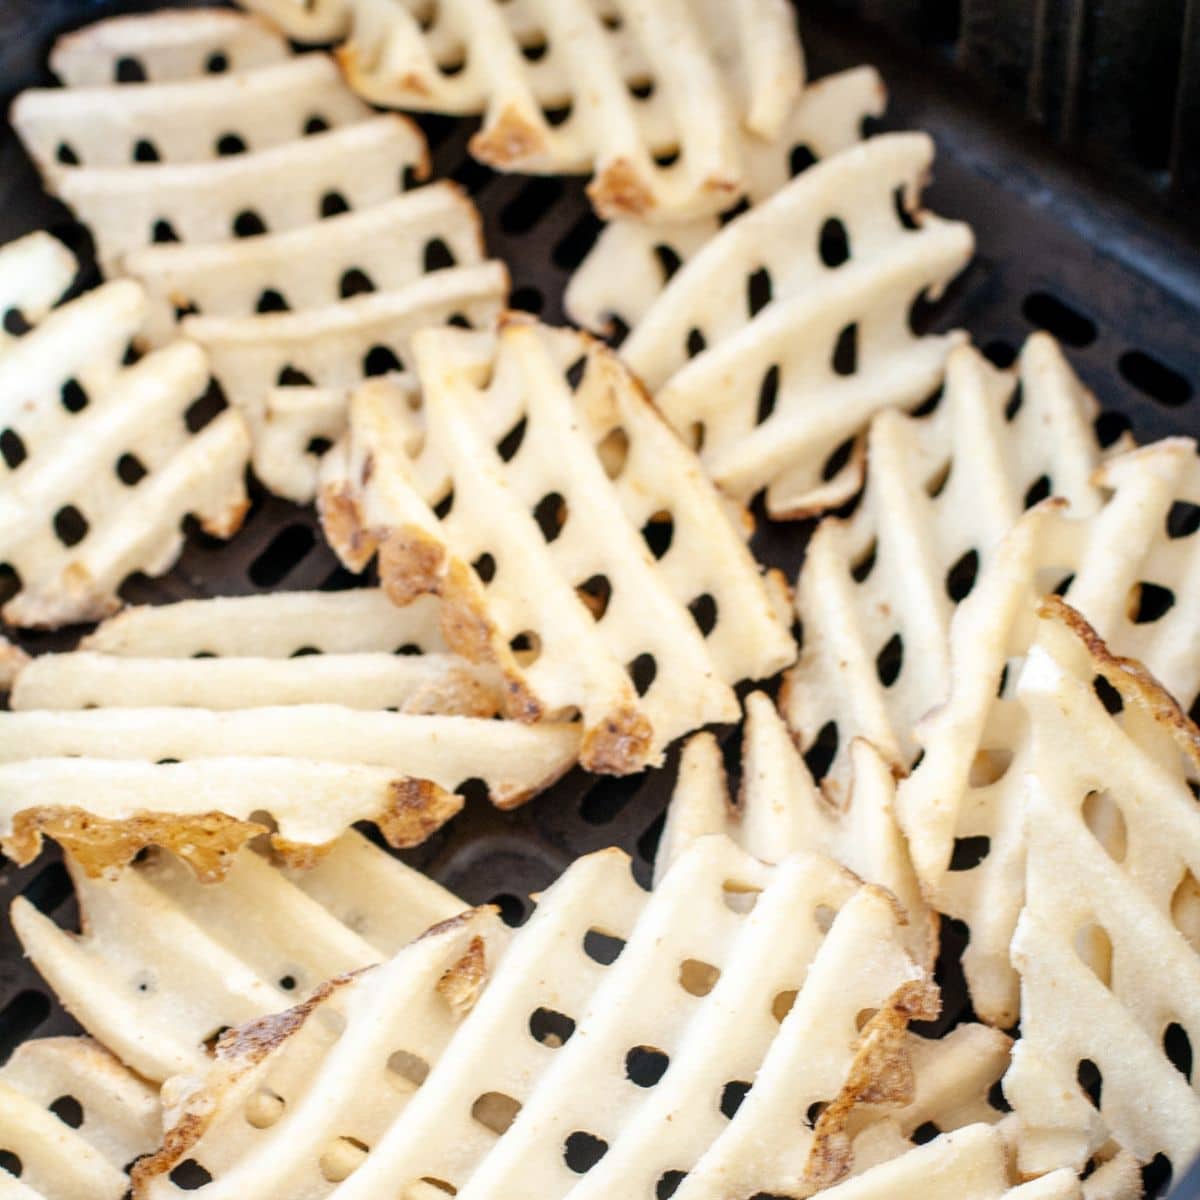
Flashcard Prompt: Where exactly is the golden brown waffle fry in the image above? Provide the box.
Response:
[1000,602,1200,1179]
[566,65,885,337]
[783,335,1111,801]
[0,1037,160,1200]
[619,134,974,517]
[319,316,795,773]
[133,835,935,1198]
[49,8,289,84]
[896,437,1200,1026]
[0,275,250,629]
[331,0,803,220]
[12,832,463,1083]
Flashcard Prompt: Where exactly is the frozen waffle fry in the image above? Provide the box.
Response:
[783,336,1110,800]
[657,692,934,967]
[49,8,288,85]
[566,65,885,336]
[896,438,1200,1025]
[0,1037,160,1200]
[13,832,463,1082]
[620,134,974,517]
[319,316,795,772]
[334,0,803,219]
[0,274,249,628]
[125,183,487,348]
[1001,603,1200,1179]
[134,835,935,1198]
[44,116,429,276]
[0,704,579,875]
[15,55,371,174]
[0,232,77,348]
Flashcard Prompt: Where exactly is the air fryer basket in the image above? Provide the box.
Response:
[0,1,1198,1194]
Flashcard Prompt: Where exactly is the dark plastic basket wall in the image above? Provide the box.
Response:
[0,0,1198,1195]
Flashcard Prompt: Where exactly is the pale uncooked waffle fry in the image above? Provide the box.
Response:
[49,8,289,85]
[783,335,1110,801]
[332,0,803,220]
[185,260,508,481]
[0,1037,160,1200]
[0,275,250,629]
[565,65,885,337]
[0,702,579,876]
[0,231,77,348]
[657,692,934,969]
[41,115,429,277]
[10,589,504,715]
[1001,603,1200,1181]
[319,316,795,773]
[12,832,463,1083]
[895,438,1200,1026]
[620,133,974,517]
[126,183,488,349]
[134,835,935,1198]
[15,54,372,175]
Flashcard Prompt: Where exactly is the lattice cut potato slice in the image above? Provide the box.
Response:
[48,115,429,276]
[11,588,505,716]
[12,831,463,1083]
[566,65,885,337]
[49,8,289,85]
[1001,601,1200,1179]
[15,54,371,175]
[336,0,803,221]
[186,261,508,489]
[126,182,487,349]
[0,703,579,876]
[319,316,795,773]
[657,692,934,969]
[0,276,250,628]
[135,835,935,1198]
[620,133,974,517]
[0,231,77,348]
[0,1037,161,1200]
[895,436,1200,1026]
[783,335,1110,801]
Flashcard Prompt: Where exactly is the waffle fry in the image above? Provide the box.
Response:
[134,835,935,1198]
[126,183,488,348]
[620,134,974,517]
[13,832,463,1083]
[239,0,351,42]
[186,260,508,478]
[996,603,1200,1178]
[566,65,885,336]
[0,232,77,347]
[12,588,500,714]
[783,336,1110,800]
[333,0,803,220]
[896,438,1200,1025]
[320,317,795,772]
[49,8,289,85]
[0,275,250,628]
[16,55,371,175]
[657,692,934,968]
[0,1037,160,1200]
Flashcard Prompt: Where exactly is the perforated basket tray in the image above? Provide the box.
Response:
[1,1,1199,1194]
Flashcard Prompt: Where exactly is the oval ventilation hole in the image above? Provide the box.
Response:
[756,364,780,425]
[1082,791,1127,862]
[1119,349,1192,408]
[625,1046,669,1088]
[115,56,146,82]
[1164,1022,1193,1084]
[563,1131,608,1174]
[471,1092,521,1135]
[678,959,720,997]
[1127,580,1175,624]
[819,217,850,266]
[1073,922,1113,987]
[533,492,567,543]
[1023,291,1096,347]
[948,836,989,871]
[582,929,624,966]
[945,549,979,602]
[875,633,903,687]
[1076,1058,1103,1108]
[719,1080,751,1119]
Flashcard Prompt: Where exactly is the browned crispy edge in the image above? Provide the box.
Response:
[469,103,550,167]
[804,975,941,1191]
[1040,594,1200,772]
